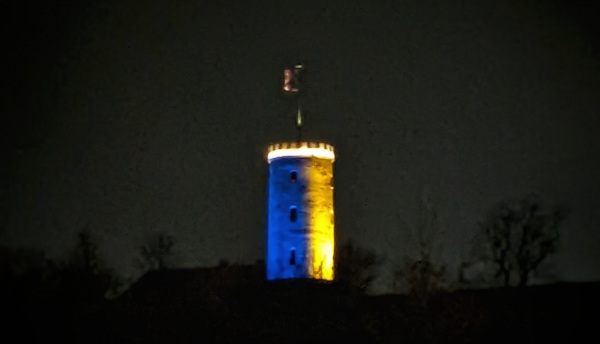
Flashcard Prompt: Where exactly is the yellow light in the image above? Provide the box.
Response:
[310,240,334,280]
[305,157,335,280]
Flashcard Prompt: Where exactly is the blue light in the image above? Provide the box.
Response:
[267,157,310,279]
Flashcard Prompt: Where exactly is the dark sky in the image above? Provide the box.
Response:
[2,0,600,293]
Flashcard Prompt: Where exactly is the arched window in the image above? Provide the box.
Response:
[290,207,297,222]
[290,171,297,183]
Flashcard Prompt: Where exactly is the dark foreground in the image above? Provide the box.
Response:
[5,265,598,343]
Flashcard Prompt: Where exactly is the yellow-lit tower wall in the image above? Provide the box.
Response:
[266,142,336,281]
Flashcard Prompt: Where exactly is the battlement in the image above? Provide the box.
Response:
[267,142,335,162]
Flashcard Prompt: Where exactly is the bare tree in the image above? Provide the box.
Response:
[467,195,566,288]
[335,239,384,292]
[392,190,446,300]
[65,229,103,276]
[139,232,175,271]
[53,229,117,304]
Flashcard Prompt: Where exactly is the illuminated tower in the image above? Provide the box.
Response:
[265,65,336,281]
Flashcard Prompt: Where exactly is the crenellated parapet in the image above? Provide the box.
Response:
[266,142,335,162]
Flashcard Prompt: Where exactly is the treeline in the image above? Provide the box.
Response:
[1,193,568,301]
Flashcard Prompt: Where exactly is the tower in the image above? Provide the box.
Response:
[265,64,336,281]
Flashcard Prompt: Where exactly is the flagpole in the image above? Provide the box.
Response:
[297,101,302,143]
[296,63,303,143]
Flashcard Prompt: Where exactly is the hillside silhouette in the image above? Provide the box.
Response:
[4,261,597,343]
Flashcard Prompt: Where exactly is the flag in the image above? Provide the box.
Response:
[283,64,303,93]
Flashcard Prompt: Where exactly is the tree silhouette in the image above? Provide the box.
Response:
[466,195,566,288]
[51,229,116,310]
[69,230,99,274]
[335,239,384,292]
[139,232,175,271]
[392,191,446,301]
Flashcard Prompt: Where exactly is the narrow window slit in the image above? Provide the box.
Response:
[290,207,297,222]
[289,248,296,265]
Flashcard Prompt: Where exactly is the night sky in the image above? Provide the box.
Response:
[2,0,600,293]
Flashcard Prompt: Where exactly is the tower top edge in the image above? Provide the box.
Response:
[266,142,335,162]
